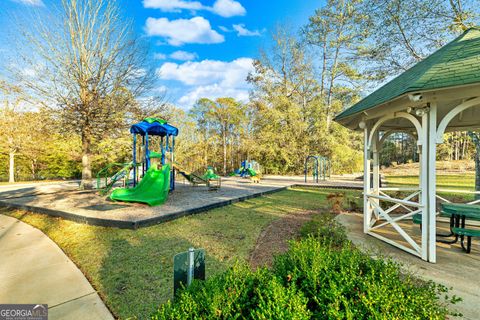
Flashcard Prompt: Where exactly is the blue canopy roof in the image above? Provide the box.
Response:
[130,119,179,137]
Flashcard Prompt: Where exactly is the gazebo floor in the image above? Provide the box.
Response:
[337,212,479,320]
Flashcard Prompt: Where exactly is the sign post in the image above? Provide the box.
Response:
[173,248,205,296]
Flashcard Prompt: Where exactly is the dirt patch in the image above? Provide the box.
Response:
[249,210,318,270]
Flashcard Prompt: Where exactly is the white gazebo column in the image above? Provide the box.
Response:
[427,103,437,263]
[363,126,372,233]
[420,103,438,262]
[372,131,380,218]
[420,111,429,261]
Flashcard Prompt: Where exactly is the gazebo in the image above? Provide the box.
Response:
[335,27,480,263]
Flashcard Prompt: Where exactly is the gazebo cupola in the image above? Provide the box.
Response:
[335,27,480,263]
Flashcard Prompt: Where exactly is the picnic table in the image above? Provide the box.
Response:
[440,203,480,253]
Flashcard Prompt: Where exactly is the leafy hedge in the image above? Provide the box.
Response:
[152,215,457,319]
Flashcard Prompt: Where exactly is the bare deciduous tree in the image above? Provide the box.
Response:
[0,80,27,183]
[12,0,156,189]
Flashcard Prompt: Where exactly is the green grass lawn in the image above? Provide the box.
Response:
[2,187,360,319]
[385,173,475,190]
[386,173,477,202]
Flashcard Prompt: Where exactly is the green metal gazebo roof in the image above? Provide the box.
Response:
[335,27,480,121]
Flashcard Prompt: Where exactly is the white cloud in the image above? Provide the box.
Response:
[232,24,261,37]
[157,58,254,107]
[152,85,168,94]
[145,17,224,46]
[143,0,203,12]
[218,26,231,32]
[178,84,249,106]
[154,53,167,60]
[10,0,44,6]
[143,0,245,17]
[157,58,253,86]
[211,0,246,17]
[170,50,198,61]
[155,51,198,61]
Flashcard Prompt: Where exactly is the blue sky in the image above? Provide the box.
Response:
[1,0,321,109]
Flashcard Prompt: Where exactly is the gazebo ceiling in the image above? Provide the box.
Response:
[335,27,480,132]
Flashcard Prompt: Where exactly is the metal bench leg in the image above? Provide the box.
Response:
[460,235,472,253]
[436,215,455,238]
[437,215,460,244]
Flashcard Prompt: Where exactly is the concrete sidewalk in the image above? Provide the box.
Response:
[0,214,113,320]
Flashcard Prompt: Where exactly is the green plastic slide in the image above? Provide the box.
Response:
[110,164,170,206]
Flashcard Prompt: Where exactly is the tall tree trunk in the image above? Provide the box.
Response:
[8,151,15,183]
[31,159,36,180]
[203,132,208,168]
[230,137,234,173]
[80,131,93,189]
[222,127,227,175]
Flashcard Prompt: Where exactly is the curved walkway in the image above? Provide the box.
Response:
[0,214,113,320]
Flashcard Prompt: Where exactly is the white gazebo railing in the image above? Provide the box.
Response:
[364,185,425,257]
[362,105,437,262]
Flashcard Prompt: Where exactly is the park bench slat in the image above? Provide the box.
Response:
[452,227,480,237]
[441,203,480,220]
[412,211,452,224]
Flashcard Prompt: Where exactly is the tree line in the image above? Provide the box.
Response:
[1,0,479,185]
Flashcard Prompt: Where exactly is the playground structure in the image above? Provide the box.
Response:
[236,160,262,183]
[97,118,221,206]
[109,118,178,205]
[173,163,221,190]
[304,156,331,183]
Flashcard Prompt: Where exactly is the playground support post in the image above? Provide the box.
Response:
[141,135,145,177]
[171,136,175,191]
[133,134,137,187]
[160,136,165,165]
[145,133,150,171]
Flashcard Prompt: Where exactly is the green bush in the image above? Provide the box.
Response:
[273,238,453,319]
[300,213,348,248]
[153,265,310,320]
[153,215,456,319]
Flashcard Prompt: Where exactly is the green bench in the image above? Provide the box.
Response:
[441,203,480,253]
[412,204,480,253]
[451,227,480,253]
[412,211,453,230]
[412,213,422,225]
